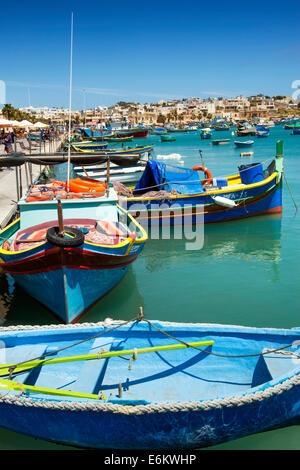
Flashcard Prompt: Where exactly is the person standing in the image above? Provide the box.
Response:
[3,132,12,154]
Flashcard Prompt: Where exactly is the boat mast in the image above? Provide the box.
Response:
[67,12,74,192]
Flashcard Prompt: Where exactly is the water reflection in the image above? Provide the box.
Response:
[143,215,282,271]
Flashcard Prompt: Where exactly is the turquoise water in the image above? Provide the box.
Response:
[0,126,299,449]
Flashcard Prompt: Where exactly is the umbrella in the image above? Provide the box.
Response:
[33,122,48,128]
[0,119,13,128]
[17,120,34,127]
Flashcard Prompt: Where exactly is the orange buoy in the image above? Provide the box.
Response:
[191,165,213,185]
[68,178,107,195]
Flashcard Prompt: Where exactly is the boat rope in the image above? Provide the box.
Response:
[122,159,275,195]
[0,315,140,377]
[283,172,298,213]
[141,316,299,359]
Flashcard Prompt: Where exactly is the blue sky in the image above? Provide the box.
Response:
[1,0,300,109]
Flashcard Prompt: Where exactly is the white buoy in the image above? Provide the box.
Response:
[212,196,236,208]
[240,152,254,157]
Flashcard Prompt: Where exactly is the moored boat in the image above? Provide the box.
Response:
[115,128,149,139]
[70,141,108,152]
[117,141,284,227]
[0,180,147,324]
[234,140,254,147]
[160,134,176,142]
[212,139,230,145]
[0,317,299,449]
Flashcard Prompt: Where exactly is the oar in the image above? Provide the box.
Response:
[0,377,103,401]
[0,340,214,377]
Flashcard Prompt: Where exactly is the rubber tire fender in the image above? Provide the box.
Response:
[46,226,85,247]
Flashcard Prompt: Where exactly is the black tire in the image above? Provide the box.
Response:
[46,226,85,247]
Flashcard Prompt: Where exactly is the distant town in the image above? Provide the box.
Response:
[1,94,300,127]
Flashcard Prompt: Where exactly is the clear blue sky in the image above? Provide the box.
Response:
[1,0,300,109]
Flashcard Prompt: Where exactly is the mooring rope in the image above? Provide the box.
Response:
[142,316,300,359]
[283,172,298,213]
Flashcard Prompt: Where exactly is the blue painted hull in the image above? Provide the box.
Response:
[122,175,283,227]
[10,264,130,323]
[0,320,299,449]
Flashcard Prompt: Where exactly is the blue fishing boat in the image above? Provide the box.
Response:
[117,141,284,227]
[160,134,176,142]
[0,180,147,324]
[0,317,299,449]
[70,141,109,151]
[256,126,270,138]
[234,140,254,148]
[292,128,300,135]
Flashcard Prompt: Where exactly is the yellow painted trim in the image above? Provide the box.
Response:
[125,172,278,202]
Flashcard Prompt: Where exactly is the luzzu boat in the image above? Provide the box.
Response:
[0,317,299,449]
[117,141,284,227]
[70,141,109,151]
[71,144,153,158]
[0,180,147,324]
[234,140,254,147]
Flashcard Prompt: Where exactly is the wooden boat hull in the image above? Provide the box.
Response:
[0,320,299,449]
[0,213,147,323]
[120,169,283,227]
[234,141,254,147]
[115,129,149,138]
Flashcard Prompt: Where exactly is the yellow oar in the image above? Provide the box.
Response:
[0,378,103,401]
[0,340,214,377]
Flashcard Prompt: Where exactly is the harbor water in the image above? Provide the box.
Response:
[0,125,299,449]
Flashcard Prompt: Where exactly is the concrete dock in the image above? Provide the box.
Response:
[0,135,65,229]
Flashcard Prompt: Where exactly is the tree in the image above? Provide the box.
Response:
[2,104,15,120]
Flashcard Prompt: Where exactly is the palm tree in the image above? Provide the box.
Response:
[2,104,16,120]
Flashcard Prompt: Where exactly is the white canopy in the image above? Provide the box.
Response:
[17,120,34,127]
[0,118,13,127]
[33,121,48,128]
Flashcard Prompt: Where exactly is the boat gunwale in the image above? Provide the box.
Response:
[0,319,300,411]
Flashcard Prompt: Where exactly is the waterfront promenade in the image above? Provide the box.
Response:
[0,135,65,228]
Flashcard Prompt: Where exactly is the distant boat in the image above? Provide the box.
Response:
[236,125,256,136]
[1,317,299,449]
[292,128,300,135]
[115,128,149,139]
[234,140,254,148]
[256,131,269,138]
[161,134,176,142]
[212,139,230,145]
[105,136,134,143]
[201,131,212,139]
[74,161,146,184]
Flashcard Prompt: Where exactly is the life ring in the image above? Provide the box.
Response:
[46,226,85,247]
[191,165,213,185]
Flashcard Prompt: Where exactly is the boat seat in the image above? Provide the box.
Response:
[2,343,49,385]
[72,337,117,394]
[262,348,300,380]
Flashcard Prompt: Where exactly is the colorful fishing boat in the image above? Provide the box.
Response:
[0,317,299,449]
[160,134,176,142]
[117,141,284,227]
[70,141,108,152]
[212,139,230,145]
[115,128,149,139]
[292,128,300,135]
[72,145,153,159]
[234,140,254,147]
[73,162,146,184]
[0,182,147,324]
[105,136,134,143]
[201,130,212,139]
